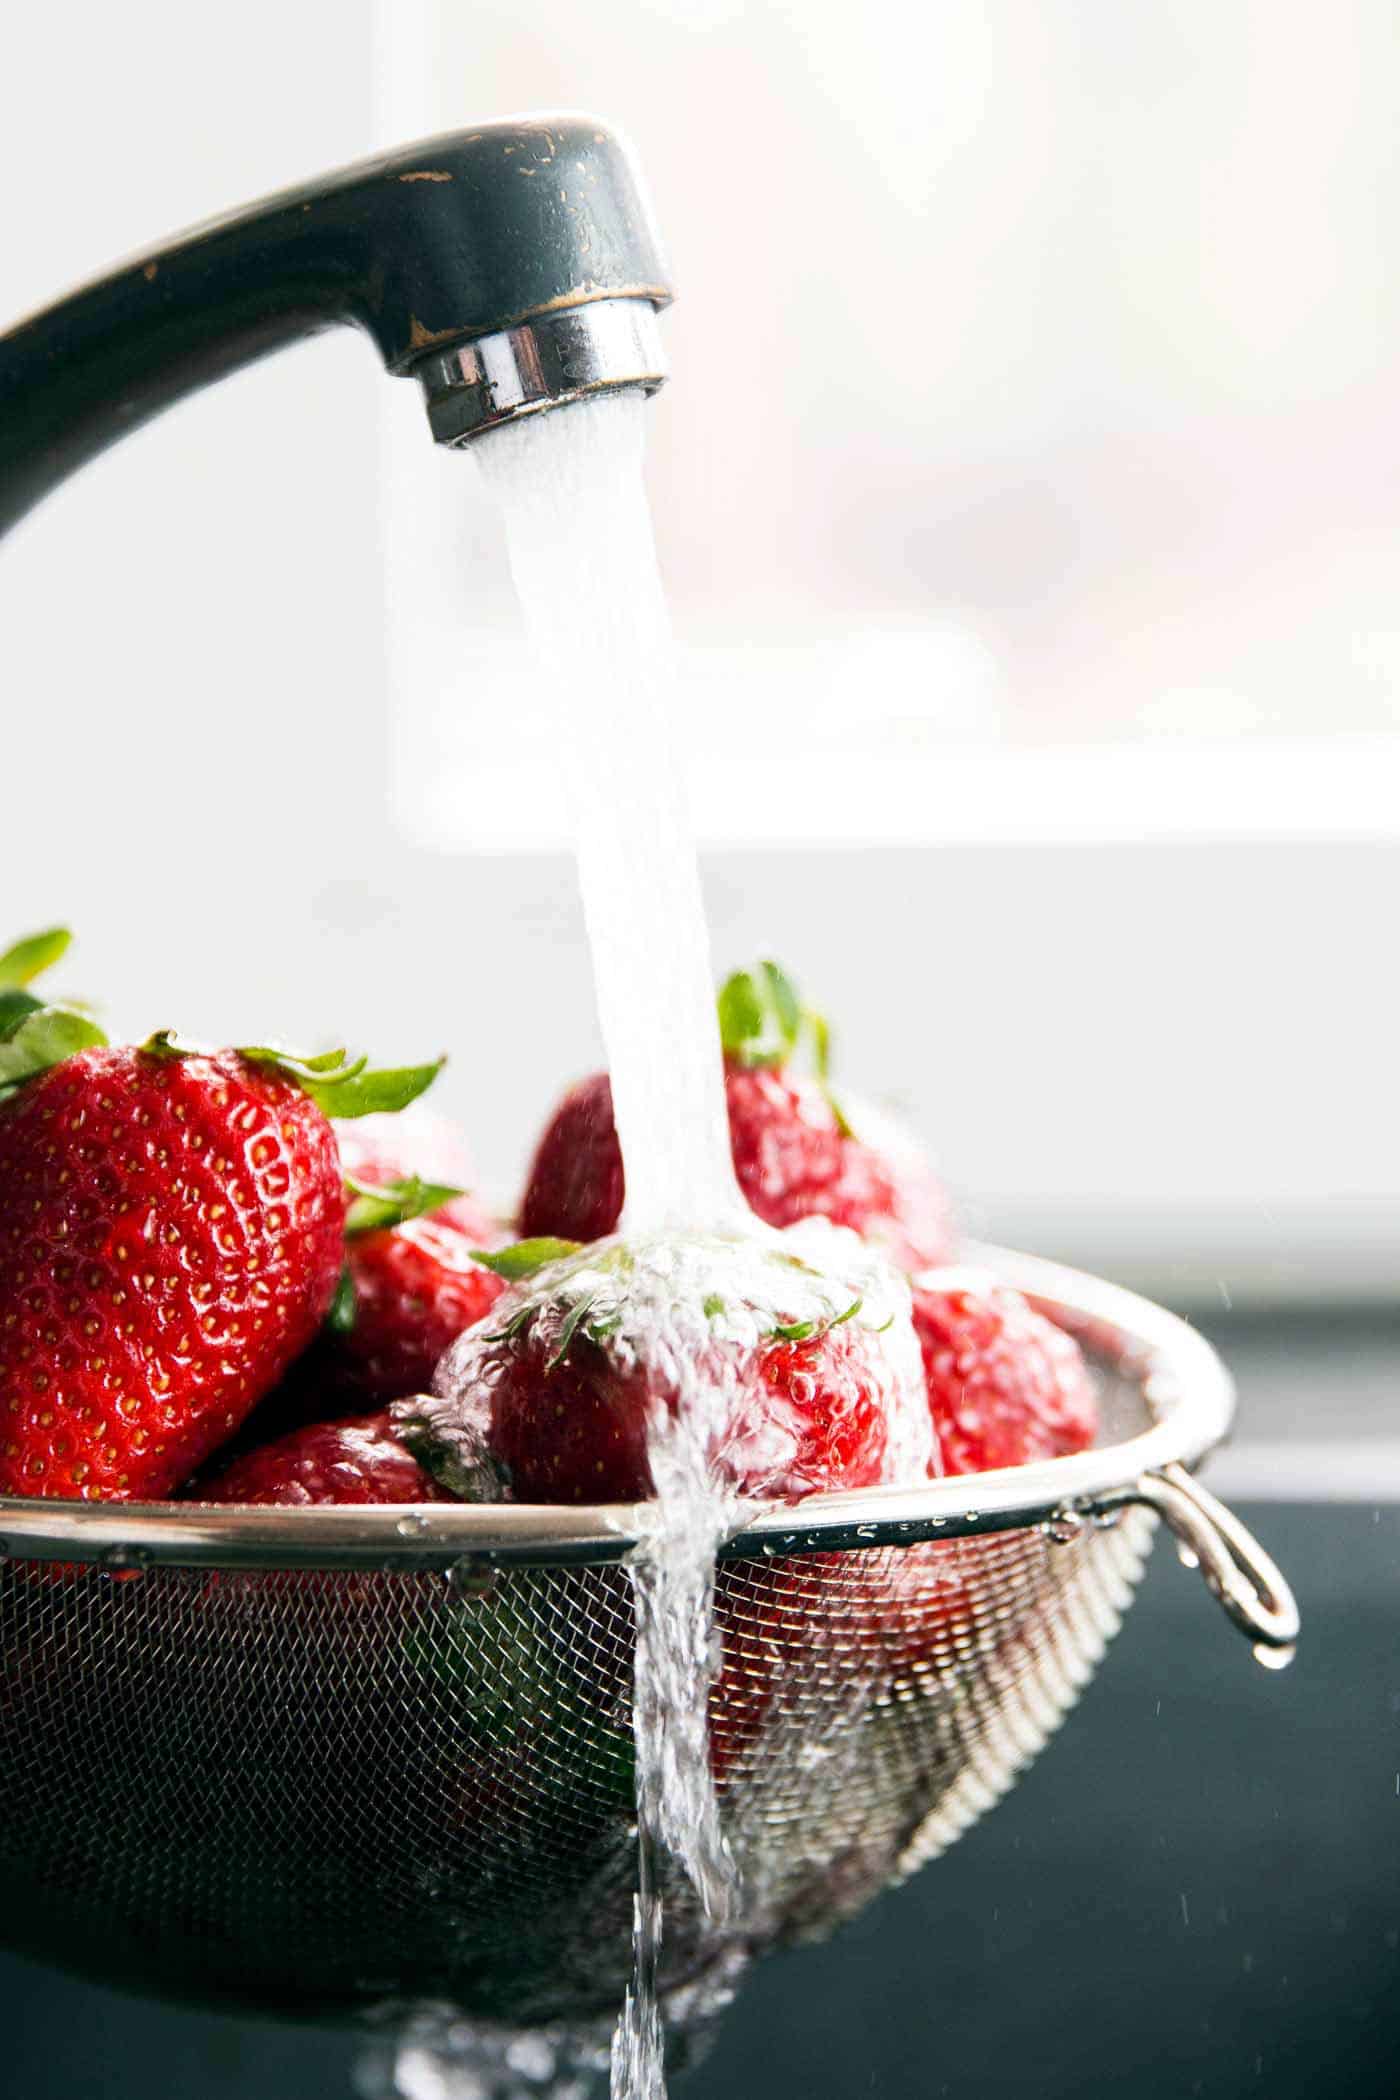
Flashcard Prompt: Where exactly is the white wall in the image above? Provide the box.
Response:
[2,3,1395,1308]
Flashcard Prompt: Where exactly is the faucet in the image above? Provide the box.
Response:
[0,115,672,537]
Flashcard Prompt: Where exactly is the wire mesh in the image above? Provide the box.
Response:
[0,1504,1155,2025]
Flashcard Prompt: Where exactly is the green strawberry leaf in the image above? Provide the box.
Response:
[481,1301,539,1345]
[762,958,802,1047]
[0,1004,107,1100]
[547,1292,598,1372]
[326,1265,357,1335]
[717,963,800,1068]
[245,1045,370,1081]
[717,957,855,1132]
[343,1172,465,1236]
[0,927,71,989]
[144,1034,445,1121]
[300,1058,445,1120]
[807,1008,833,1084]
[0,989,44,1035]
[471,1237,582,1281]
[768,1297,863,1346]
[820,1078,855,1139]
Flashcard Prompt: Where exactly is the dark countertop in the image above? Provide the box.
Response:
[0,1498,1393,2100]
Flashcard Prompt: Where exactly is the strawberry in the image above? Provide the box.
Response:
[329,1213,507,1403]
[911,1270,1098,1475]
[0,926,443,1502]
[309,1111,510,1403]
[192,1408,449,1505]
[396,1224,934,1506]
[520,961,954,1271]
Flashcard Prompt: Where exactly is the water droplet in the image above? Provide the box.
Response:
[396,1511,430,1539]
[1176,1541,1200,1571]
[1045,1508,1084,1546]
[931,1514,947,1529]
[1253,1641,1296,1672]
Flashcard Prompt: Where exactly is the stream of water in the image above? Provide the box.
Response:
[477,392,750,2100]
[476,393,743,1242]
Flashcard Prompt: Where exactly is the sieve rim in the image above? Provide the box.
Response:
[0,1246,1233,1571]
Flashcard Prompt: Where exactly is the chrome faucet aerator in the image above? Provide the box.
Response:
[0,114,673,536]
[417,297,668,447]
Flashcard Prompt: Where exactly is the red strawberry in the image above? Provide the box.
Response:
[518,1072,623,1245]
[0,929,443,1502]
[331,1216,507,1402]
[316,1112,509,1403]
[396,1227,932,1506]
[192,1408,449,1505]
[520,962,954,1271]
[911,1271,1098,1475]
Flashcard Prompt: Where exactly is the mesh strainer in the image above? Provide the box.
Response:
[0,1246,1296,2032]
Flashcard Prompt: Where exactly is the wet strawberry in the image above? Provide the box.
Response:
[192,1408,449,1505]
[0,926,443,1502]
[520,962,954,1270]
[911,1271,1098,1475]
[396,1226,933,1505]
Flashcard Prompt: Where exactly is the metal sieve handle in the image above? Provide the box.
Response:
[1118,1463,1300,1656]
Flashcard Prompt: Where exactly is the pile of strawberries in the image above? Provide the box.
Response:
[0,934,1095,1512]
